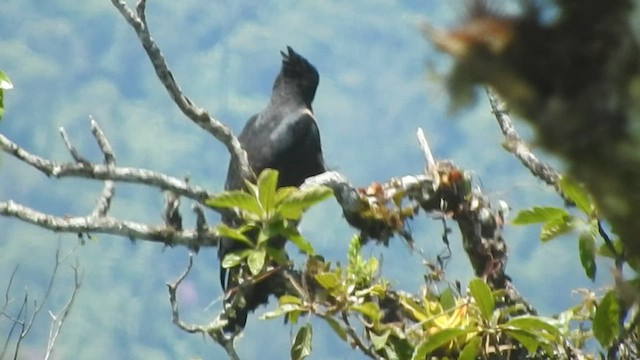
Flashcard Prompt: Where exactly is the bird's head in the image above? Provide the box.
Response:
[275,46,319,105]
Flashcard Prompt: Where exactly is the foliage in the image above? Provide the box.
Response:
[0,70,11,122]
[513,176,640,356]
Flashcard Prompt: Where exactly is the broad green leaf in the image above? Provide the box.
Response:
[279,295,303,305]
[206,190,262,217]
[370,329,391,351]
[469,278,494,321]
[504,328,540,353]
[578,231,597,280]
[512,207,569,225]
[439,287,456,311]
[597,238,624,259]
[257,168,278,214]
[260,303,303,320]
[593,290,619,348]
[399,295,428,322]
[277,185,333,220]
[214,224,253,247]
[558,176,593,215]
[291,323,312,360]
[315,273,340,290]
[222,250,250,268]
[503,316,561,340]
[459,336,480,360]
[321,315,347,341]
[540,215,573,242]
[411,328,470,359]
[351,302,381,323]
[280,226,315,255]
[247,249,266,275]
[0,71,12,90]
[274,186,298,204]
[348,235,361,267]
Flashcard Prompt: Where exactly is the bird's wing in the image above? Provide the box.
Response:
[266,108,323,162]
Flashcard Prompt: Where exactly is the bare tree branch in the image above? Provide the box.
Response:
[0,200,215,249]
[485,87,561,188]
[109,0,252,182]
[0,131,213,203]
[166,254,239,360]
[45,258,83,360]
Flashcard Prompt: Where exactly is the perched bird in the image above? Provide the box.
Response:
[219,46,326,332]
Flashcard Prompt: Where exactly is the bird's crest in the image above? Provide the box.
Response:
[280,46,317,79]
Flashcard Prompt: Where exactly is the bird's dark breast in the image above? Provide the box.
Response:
[271,147,324,187]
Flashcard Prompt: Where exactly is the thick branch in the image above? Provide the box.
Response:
[0,132,213,203]
[0,201,215,249]
[109,0,252,182]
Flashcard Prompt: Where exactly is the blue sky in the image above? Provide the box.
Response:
[0,1,609,359]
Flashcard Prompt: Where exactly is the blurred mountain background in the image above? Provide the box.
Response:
[0,1,606,359]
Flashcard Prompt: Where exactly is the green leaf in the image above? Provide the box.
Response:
[0,71,12,90]
[206,191,262,217]
[439,287,456,311]
[540,215,573,242]
[458,336,480,360]
[370,329,391,351]
[597,238,624,259]
[347,234,361,268]
[512,207,569,225]
[260,303,303,320]
[315,273,340,290]
[279,295,303,305]
[578,231,597,281]
[321,315,347,341]
[275,225,315,255]
[214,224,253,247]
[351,302,381,323]
[222,250,250,268]
[504,329,540,353]
[558,176,593,215]
[291,323,312,360]
[411,328,470,359]
[257,168,279,215]
[469,278,494,321]
[504,316,561,340]
[593,290,620,348]
[247,249,266,275]
[274,186,298,204]
[277,185,333,220]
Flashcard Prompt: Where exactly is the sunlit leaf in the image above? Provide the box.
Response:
[291,323,312,360]
[351,302,381,323]
[504,316,561,340]
[469,278,494,321]
[247,249,266,275]
[578,231,597,281]
[411,328,470,359]
[315,273,340,290]
[439,287,456,311]
[399,295,428,322]
[260,303,303,320]
[540,215,573,242]
[214,224,253,247]
[459,336,480,360]
[257,168,278,215]
[277,185,333,220]
[512,207,569,225]
[504,328,540,353]
[593,290,620,348]
[279,295,302,305]
[206,190,262,217]
[274,186,298,204]
[558,176,593,215]
[370,329,391,351]
[222,250,250,268]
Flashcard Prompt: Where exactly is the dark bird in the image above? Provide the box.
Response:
[219,46,326,332]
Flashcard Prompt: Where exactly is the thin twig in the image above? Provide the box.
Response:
[340,312,383,360]
[109,0,252,182]
[166,254,239,359]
